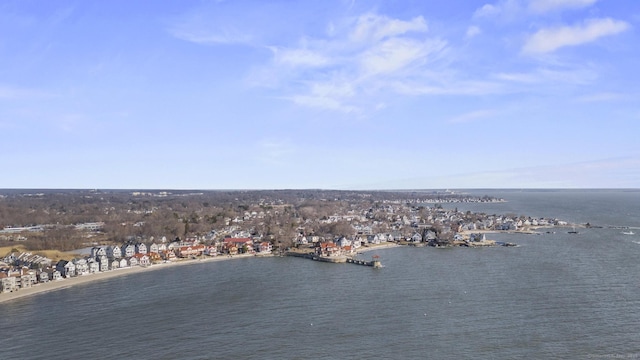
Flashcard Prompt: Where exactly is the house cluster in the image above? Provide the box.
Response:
[0,236,276,294]
[0,252,53,293]
[293,202,565,250]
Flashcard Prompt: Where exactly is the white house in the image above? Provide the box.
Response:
[91,246,107,258]
[135,243,147,254]
[122,244,135,258]
[0,277,17,293]
[74,259,89,275]
[107,245,122,259]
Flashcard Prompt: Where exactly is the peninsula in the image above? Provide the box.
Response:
[1,189,571,302]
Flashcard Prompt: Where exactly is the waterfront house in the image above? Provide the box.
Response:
[38,271,49,283]
[56,260,76,278]
[336,237,351,248]
[148,243,159,254]
[161,250,176,261]
[135,243,147,254]
[49,269,63,281]
[20,274,32,289]
[128,257,139,267]
[110,259,120,270]
[204,246,217,256]
[223,238,253,254]
[177,245,205,258]
[133,253,150,266]
[317,242,340,257]
[122,244,135,258]
[74,259,89,275]
[88,261,99,274]
[118,258,128,268]
[98,256,109,272]
[226,245,239,255]
[0,276,17,293]
[258,242,272,254]
[91,246,107,258]
[107,245,122,259]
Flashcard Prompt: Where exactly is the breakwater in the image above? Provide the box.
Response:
[286,252,382,268]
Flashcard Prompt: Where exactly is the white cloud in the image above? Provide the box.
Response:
[523,18,629,54]
[466,26,481,38]
[473,0,522,20]
[474,3,501,18]
[252,12,453,113]
[475,0,597,19]
[271,48,331,67]
[494,66,598,85]
[392,80,503,96]
[169,26,252,45]
[448,109,496,124]
[168,10,254,45]
[493,72,541,83]
[288,95,360,113]
[529,0,597,14]
[349,13,428,43]
[359,38,442,76]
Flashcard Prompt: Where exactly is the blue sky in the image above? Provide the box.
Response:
[1,0,639,189]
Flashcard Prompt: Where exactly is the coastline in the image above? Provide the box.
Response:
[355,242,401,254]
[0,253,258,305]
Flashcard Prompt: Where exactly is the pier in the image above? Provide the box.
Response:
[287,252,383,268]
[346,255,382,269]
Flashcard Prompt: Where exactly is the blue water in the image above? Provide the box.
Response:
[1,190,639,359]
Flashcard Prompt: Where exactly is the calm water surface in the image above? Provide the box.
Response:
[1,190,639,359]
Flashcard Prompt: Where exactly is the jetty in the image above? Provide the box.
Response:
[286,252,383,268]
[347,255,382,268]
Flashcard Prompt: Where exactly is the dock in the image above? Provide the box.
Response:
[346,256,383,268]
[286,252,383,268]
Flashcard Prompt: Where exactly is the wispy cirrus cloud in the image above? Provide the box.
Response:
[494,66,598,86]
[528,0,598,14]
[522,18,629,54]
[448,109,496,124]
[473,0,522,21]
[253,12,451,113]
[474,0,598,19]
[169,20,253,45]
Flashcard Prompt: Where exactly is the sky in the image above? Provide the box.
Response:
[1,0,639,190]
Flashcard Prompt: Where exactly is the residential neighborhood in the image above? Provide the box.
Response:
[0,190,569,295]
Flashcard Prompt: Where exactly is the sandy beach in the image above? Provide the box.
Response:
[1,243,404,305]
[0,253,259,305]
[355,242,400,254]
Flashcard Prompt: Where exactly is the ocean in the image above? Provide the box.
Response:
[1,189,639,359]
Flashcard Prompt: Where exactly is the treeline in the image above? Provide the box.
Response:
[0,189,492,252]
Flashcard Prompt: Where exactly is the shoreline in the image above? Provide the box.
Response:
[355,242,401,254]
[0,253,259,305]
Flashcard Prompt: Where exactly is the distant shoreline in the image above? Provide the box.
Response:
[0,253,257,305]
